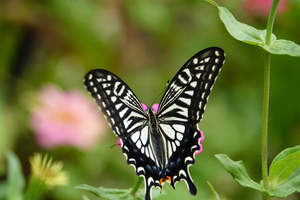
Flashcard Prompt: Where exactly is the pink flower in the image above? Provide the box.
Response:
[117,138,122,147]
[30,84,107,150]
[118,103,204,155]
[243,0,289,17]
[195,129,204,155]
[141,103,159,114]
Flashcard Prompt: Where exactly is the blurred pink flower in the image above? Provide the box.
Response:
[118,103,204,155]
[30,84,107,150]
[243,0,289,17]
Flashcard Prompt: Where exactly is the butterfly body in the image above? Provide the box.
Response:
[146,108,167,169]
[84,47,225,200]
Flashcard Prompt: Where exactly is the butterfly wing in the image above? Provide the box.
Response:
[156,47,225,195]
[84,70,162,200]
[84,69,147,138]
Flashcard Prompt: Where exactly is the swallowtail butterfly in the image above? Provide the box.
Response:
[84,47,225,200]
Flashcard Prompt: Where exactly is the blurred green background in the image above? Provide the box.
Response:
[1,0,300,199]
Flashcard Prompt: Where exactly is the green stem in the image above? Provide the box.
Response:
[262,192,272,200]
[262,50,271,193]
[262,0,280,199]
[24,175,47,200]
[130,177,143,197]
[265,0,280,45]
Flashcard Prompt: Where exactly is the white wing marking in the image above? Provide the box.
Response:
[131,131,140,143]
[140,127,148,145]
[176,132,183,141]
[160,124,175,139]
[172,124,185,133]
[178,97,191,105]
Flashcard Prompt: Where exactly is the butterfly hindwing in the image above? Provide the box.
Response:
[121,134,162,200]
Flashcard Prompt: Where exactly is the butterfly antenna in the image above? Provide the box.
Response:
[150,80,169,107]
[111,143,120,148]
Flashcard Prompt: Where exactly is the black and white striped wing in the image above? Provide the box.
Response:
[84,70,147,138]
[155,47,225,195]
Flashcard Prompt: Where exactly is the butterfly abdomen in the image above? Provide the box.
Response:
[147,109,167,170]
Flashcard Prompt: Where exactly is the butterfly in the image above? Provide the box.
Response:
[84,47,225,200]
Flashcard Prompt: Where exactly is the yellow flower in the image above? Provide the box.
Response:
[29,153,69,188]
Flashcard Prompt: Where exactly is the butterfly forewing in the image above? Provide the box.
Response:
[84,70,147,138]
[158,47,225,123]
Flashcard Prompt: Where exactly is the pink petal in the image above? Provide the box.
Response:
[141,103,148,111]
[117,138,122,147]
[30,84,107,151]
[151,104,159,114]
[195,130,204,155]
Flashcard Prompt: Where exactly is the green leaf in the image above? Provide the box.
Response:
[215,154,263,192]
[206,0,267,45]
[0,181,8,199]
[207,181,220,200]
[206,0,300,57]
[136,187,162,200]
[268,145,300,197]
[6,150,25,200]
[261,39,300,57]
[82,194,90,200]
[76,184,162,200]
[76,184,135,200]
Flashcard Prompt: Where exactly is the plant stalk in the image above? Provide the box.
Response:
[24,175,47,200]
[130,177,143,197]
[265,0,280,45]
[262,50,271,193]
[261,0,280,198]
